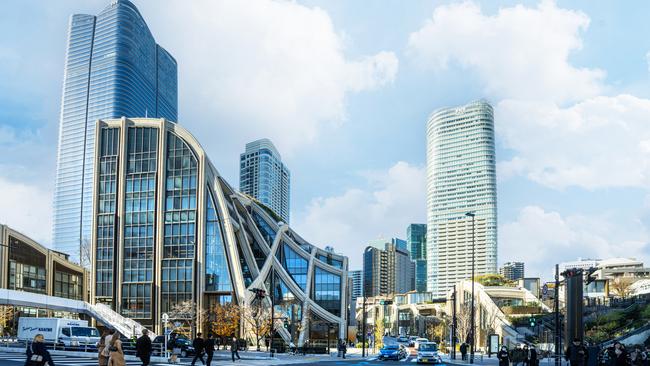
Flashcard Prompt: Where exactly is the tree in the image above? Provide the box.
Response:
[241,304,271,351]
[208,303,240,348]
[167,301,206,336]
[610,278,635,299]
[0,306,14,336]
[374,316,384,349]
[475,274,516,287]
[456,302,474,344]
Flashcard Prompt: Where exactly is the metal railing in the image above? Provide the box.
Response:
[0,337,167,357]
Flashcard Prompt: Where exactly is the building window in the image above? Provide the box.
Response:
[54,268,83,300]
[121,127,157,318]
[276,243,308,291]
[96,127,120,298]
[205,188,232,292]
[162,132,197,313]
[312,267,341,316]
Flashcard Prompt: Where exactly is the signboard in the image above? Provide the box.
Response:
[489,334,500,354]
[542,284,549,300]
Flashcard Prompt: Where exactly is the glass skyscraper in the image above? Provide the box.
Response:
[52,0,177,262]
[407,224,427,293]
[239,139,291,223]
[425,100,497,297]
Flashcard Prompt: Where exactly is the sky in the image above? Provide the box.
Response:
[1,0,650,281]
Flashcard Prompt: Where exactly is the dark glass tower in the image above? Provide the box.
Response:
[52,0,178,262]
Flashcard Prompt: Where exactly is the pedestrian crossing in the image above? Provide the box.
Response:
[0,352,309,366]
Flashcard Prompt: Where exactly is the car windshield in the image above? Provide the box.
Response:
[383,345,399,350]
[420,344,438,352]
[398,337,409,341]
[71,327,100,337]
[417,338,428,342]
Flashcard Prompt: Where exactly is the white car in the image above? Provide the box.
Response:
[414,337,429,349]
[417,342,442,364]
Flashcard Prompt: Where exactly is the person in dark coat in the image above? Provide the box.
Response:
[340,339,347,359]
[529,345,538,366]
[204,334,215,366]
[135,329,152,366]
[26,334,55,366]
[608,342,628,366]
[231,337,241,362]
[566,339,589,366]
[191,333,205,366]
[498,346,510,366]
[523,345,530,366]
[461,343,468,361]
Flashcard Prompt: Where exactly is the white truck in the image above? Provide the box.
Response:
[18,318,101,347]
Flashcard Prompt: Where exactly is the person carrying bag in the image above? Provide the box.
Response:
[25,334,55,366]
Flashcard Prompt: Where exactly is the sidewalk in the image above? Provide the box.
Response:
[443,355,569,366]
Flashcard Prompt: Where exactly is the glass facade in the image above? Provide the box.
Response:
[407,224,427,292]
[277,243,308,291]
[121,127,158,318]
[53,0,177,261]
[161,132,197,313]
[267,273,302,343]
[54,269,84,301]
[205,188,232,292]
[313,267,341,316]
[251,210,277,246]
[239,139,291,223]
[95,128,119,301]
[426,100,497,297]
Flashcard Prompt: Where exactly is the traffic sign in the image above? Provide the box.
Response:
[542,284,548,295]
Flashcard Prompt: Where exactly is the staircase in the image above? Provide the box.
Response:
[85,303,156,339]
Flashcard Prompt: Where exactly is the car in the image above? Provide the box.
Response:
[397,336,410,346]
[414,337,429,349]
[409,336,418,347]
[152,335,195,357]
[417,342,443,364]
[378,344,407,361]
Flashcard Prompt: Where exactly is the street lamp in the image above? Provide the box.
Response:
[465,211,476,364]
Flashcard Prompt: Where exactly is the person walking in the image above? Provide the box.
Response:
[529,345,538,366]
[26,334,55,366]
[135,329,152,366]
[565,339,588,366]
[461,342,468,361]
[340,339,347,359]
[98,329,110,366]
[191,333,206,366]
[100,329,116,366]
[108,332,125,366]
[630,347,644,366]
[231,337,241,362]
[498,346,510,366]
[608,342,627,366]
[522,345,530,366]
[168,333,179,364]
[205,334,215,366]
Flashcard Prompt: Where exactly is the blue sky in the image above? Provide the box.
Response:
[1,0,649,280]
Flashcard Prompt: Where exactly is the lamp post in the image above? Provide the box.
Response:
[361,296,367,357]
[465,211,476,364]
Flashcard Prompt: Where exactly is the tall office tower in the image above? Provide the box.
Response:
[349,270,363,302]
[240,139,291,223]
[407,224,427,292]
[363,240,415,297]
[52,0,177,262]
[426,100,497,297]
[499,262,525,281]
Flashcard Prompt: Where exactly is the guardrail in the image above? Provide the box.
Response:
[0,337,168,358]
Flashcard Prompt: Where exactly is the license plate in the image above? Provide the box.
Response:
[422,359,428,362]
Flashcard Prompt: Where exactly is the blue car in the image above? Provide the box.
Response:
[378,344,407,361]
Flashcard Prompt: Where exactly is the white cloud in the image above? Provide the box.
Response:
[145,0,398,156]
[407,0,604,103]
[294,162,425,269]
[497,95,650,189]
[0,177,52,245]
[500,206,650,280]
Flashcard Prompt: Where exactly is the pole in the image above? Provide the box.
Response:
[270,269,275,357]
[554,264,560,366]
[468,212,476,364]
[362,297,367,357]
[452,285,457,360]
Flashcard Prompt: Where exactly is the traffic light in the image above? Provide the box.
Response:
[529,317,536,327]
[379,300,393,305]
[284,319,289,329]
